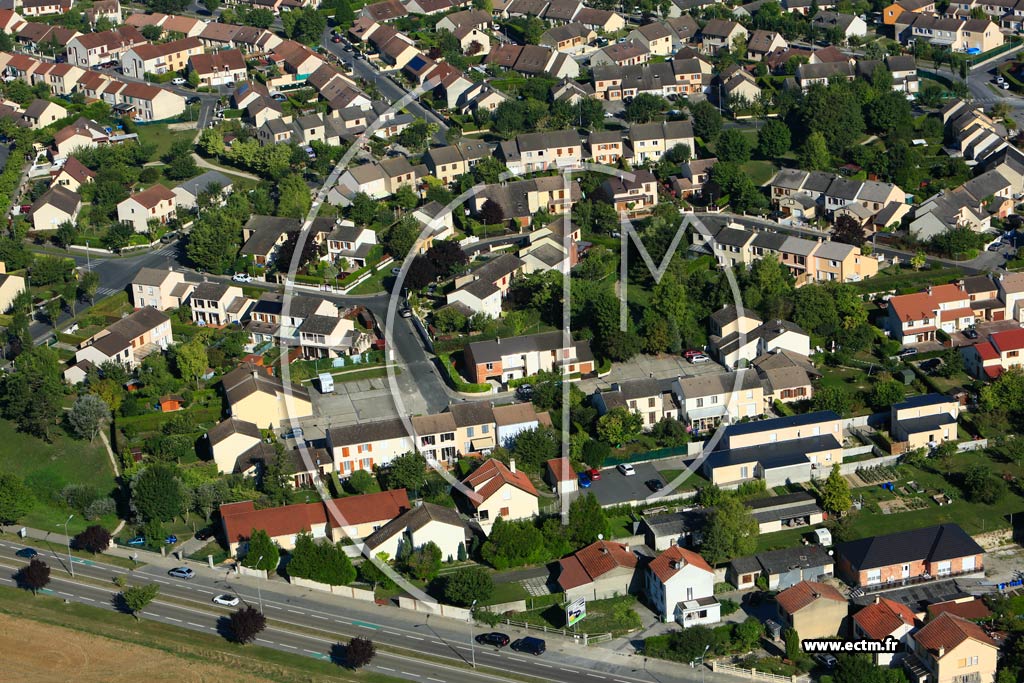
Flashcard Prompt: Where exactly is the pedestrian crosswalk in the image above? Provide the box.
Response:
[153,245,178,257]
[96,287,120,297]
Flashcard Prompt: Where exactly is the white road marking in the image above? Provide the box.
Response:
[532,662,553,668]
[384,630,401,636]
[378,666,395,672]
[431,640,444,646]
[357,624,375,629]
[187,622,204,628]
[586,675,605,679]
[311,614,328,620]
[304,649,320,655]
[560,668,574,673]
[615,679,632,683]
[428,678,446,682]
[288,609,302,614]
[280,643,297,649]
[400,672,420,678]
[80,597,94,602]
[264,605,282,610]
[257,638,274,644]
[58,591,72,597]
[166,617,182,623]
[406,635,424,641]
[194,589,212,594]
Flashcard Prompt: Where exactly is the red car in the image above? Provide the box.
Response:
[588,468,602,480]
[683,349,704,360]
[331,36,342,43]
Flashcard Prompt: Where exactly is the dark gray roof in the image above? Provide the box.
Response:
[897,413,957,435]
[328,417,409,447]
[755,544,833,575]
[299,314,343,335]
[706,434,841,469]
[448,401,496,427]
[837,524,984,573]
[207,417,261,446]
[364,502,467,550]
[177,170,232,197]
[642,509,708,536]
[711,305,761,328]
[894,394,953,411]
[222,365,310,406]
[191,281,233,302]
[467,330,592,365]
[720,410,840,440]
[133,267,175,287]
[32,185,80,216]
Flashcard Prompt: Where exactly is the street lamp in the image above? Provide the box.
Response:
[255,554,264,613]
[469,599,478,669]
[59,514,74,577]
[699,644,710,683]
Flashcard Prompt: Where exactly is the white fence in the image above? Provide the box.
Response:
[711,661,810,683]
[397,596,471,620]
[289,576,374,601]
[841,445,874,458]
[236,565,268,580]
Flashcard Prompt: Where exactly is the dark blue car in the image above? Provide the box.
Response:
[578,473,592,488]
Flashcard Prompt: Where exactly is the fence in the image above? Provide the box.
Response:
[495,617,611,645]
[602,443,695,468]
[842,454,900,475]
[711,661,810,683]
[958,439,988,452]
[236,565,268,580]
[289,576,374,601]
[397,596,471,620]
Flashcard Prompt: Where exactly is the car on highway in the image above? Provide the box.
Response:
[15,547,38,559]
[578,472,592,488]
[617,463,636,476]
[232,273,252,283]
[511,637,546,656]
[168,567,195,579]
[588,468,602,480]
[646,479,665,492]
[213,594,240,607]
[475,632,510,647]
[126,536,146,546]
[171,77,186,85]
[165,535,178,545]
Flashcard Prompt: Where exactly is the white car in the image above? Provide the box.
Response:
[689,353,711,364]
[232,273,252,283]
[171,77,186,86]
[213,594,240,607]
[617,463,636,476]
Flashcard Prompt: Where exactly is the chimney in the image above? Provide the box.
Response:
[509,459,516,474]
[623,543,629,553]
[938,647,945,658]
[874,596,881,605]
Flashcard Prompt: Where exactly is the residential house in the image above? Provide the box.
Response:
[189,282,252,327]
[498,129,584,175]
[674,370,764,433]
[540,23,596,52]
[117,184,176,233]
[727,545,835,590]
[119,36,203,79]
[836,523,985,587]
[883,0,936,25]
[493,402,546,447]
[639,509,709,551]
[753,349,819,406]
[590,40,650,67]
[206,418,265,474]
[628,23,675,56]
[239,215,301,267]
[962,328,1024,379]
[746,29,787,61]
[708,309,811,368]
[702,411,844,486]
[908,612,998,683]
[592,377,679,431]
[435,9,490,34]
[597,169,659,218]
[327,417,415,476]
[961,274,1004,323]
[188,49,246,87]
[50,157,95,193]
[796,61,855,89]
[423,140,492,185]
[627,120,695,164]
[461,458,539,531]
[646,546,719,626]
[325,222,379,266]
[546,457,578,496]
[518,216,579,274]
[811,11,868,41]
[575,7,625,32]
[445,253,524,319]
[776,581,847,639]
[221,364,313,430]
[20,0,71,17]
[65,26,145,68]
[30,185,79,231]
[19,98,66,129]
[744,491,824,534]
[997,271,1024,322]
[884,283,974,344]
[557,540,639,601]
[470,176,582,227]
[173,169,233,210]
[852,597,916,666]
[890,393,959,450]
[363,502,469,561]
[0,262,26,315]
[463,330,595,385]
[64,307,172,383]
[700,19,747,54]
[130,267,193,310]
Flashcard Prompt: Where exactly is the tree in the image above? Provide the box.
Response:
[384,217,419,259]
[386,452,427,492]
[911,251,927,270]
[130,463,186,522]
[700,495,758,565]
[510,427,559,472]
[832,214,866,247]
[596,408,643,446]
[242,529,280,572]
[833,654,894,683]
[690,100,722,142]
[1,345,64,440]
[756,119,791,159]
[358,553,396,589]
[715,129,752,164]
[869,378,905,411]
[866,91,913,137]
[784,627,800,660]
[174,340,208,388]
[444,566,494,606]
[821,464,852,515]
[54,221,79,249]
[433,307,466,334]
[799,131,831,171]
[202,0,220,12]
[624,94,667,123]
[334,0,355,28]
[582,440,611,470]
[345,637,376,669]
[398,120,437,153]
[567,493,610,547]
[121,583,159,619]
[405,541,442,580]
[696,484,725,508]
[73,524,111,553]
[347,469,379,495]
[276,173,312,219]
[230,606,267,644]
[140,24,162,41]
[19,558,50,595]
[481,517,548,569]
[67,394,110,442]
[0,473,34,524]
[479,198,505,226]
[963,464,1006,504]
[426,241,468,277]
[811,385,851,417]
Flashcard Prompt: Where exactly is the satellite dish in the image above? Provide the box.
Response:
[598,533,604,540]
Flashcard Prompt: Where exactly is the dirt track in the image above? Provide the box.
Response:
[0,613,275,683]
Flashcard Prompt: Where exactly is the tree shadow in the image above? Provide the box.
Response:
[215,615,235,642]
[111,592,133,616]
[330,641,347,667]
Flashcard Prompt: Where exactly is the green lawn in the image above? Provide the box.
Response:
[0,418,119,534]
[481,580,530,606]
[741,159,776,186]
[348,267,392,295]
[0,532,141,570]
[511,595,641,636]
[136,124,196,161]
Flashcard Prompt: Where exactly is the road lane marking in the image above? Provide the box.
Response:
[406,635,424,641]
[311,615,328,620]
[187,622,204,628]
[560,668,574,672]
[304,649,320,655]
[586,675,605,679]
[532,662,552,668]
[80,597,94,602]
[378,666,395,672]
[257,638,273,644]
[280,643,297,649]
[615,679,632,683]
[288,609,303,614]
[166,617,182,623]
[384,630,401,636]
[428,678,445,682]
[400,672,420,678]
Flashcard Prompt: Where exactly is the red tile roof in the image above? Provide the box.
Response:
[462,458,538,508]
[973,341,998,361]
[649,546,713,583]
[127,183,175,209]
[557,540,636,591]
[927,598,992,621]
[853,597,915,640]
[889,284,966,323]
[913,612,996,655]
[324,488,410,529]
[991,328,1024,353]
[775,581,846,615]
[546,457,575,482]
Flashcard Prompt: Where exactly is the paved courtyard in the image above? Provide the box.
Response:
[587,463,667,506]
[297,374,430,438]
[578,353,723,395]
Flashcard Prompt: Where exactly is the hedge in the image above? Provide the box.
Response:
[437,352,490,393]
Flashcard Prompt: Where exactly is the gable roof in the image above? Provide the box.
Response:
[649,545,713,583]
[913,612,996,655]
[125,183,175,209]
[775,580,846,614]
[32,184,79,216]
[463,458,538,507]
[222,364,310,406]
[363,502,467,550]
[837,524,984,572]
[206,417,261,446]
[853,597,916,639]
[557,540,637,591]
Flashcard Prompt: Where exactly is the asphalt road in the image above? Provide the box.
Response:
[319,28,449,145]
[0,537,710,683]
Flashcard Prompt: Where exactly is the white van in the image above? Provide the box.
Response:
[317,373,334,393]
[814,528,832,547]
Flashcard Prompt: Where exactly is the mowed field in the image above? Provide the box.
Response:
[0,613,276,683]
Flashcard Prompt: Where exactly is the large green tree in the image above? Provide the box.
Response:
[567,493,610,548]
[820,464,851,515]
[242,529,280,571]
[1,345,63,440]
[0,473,34,524]
[130,464,186,522]
[385,452,427,492]
[700,495,758,565]
[443,566,494,606]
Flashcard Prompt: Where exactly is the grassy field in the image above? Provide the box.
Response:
[136,123,196,161]
[0,418,119,534]
[0,585,401,683]
[349,267,392,295]
[511,595,640,636]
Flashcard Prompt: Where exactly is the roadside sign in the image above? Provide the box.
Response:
[566,597,586,627]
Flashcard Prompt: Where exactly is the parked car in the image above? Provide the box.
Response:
[168,567,195,579]
[399,307,413,318]
[232,273,252,283]
[578,473,592,488]
[165,535,178,544]
[194,528,214,541]
[391,267,402,275]
[126,536,146,546]
[617,463,636,476]
[332,35,342,43]
[688,353,711,364]
[896,347,919,358]
[646,479,664,492]
[15,547,37,559]
[963,328,979,339]
[512,637,546,656]
[475,632,510,647]
[213,594,240,606]
[588,468,602,481]
[815,654,838,670]
[185,96,201,105]
[171,77,186,85]
[683,349,704,360]
[515,384,534,400]
[920,358,943,374]
[989,242,1003,252]
[281,427,304,440]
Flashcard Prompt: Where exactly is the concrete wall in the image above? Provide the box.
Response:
[840,454,900,475]
[289,576,374,601]
[398,596,472,620]
[236,565,268,579]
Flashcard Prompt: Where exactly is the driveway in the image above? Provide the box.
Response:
[950,319,1021,347]
[586,463,666,506]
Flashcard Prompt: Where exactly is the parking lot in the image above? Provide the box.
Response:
[950,319,1021,347]
[295,374,430,440]
[585,463,668,506]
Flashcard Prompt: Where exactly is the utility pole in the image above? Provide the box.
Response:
[60,514,74,577]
